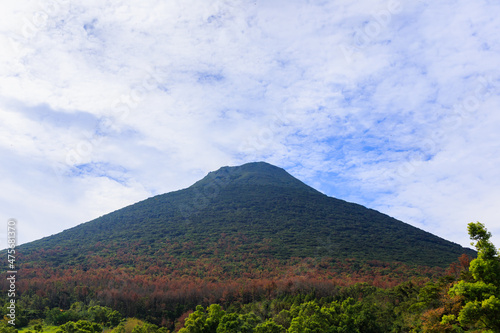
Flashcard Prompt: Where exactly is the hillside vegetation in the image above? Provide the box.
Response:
[1,162,480,331]
[20,162,473,267]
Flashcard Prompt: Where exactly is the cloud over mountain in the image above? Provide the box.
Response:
[0,0,499,246]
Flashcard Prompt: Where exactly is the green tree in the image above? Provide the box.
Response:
[2,302,29,328]
[215,312,260,333]
[179,304,227,333]
[288,301,328,333]
[287,298,381,333]
[179,305,208,333]
[17,294,49,321]
[107,311,122,327]
[111,323,125,333]
[254,320,285,333]
[87,306,121,327]
[60,320,102,333]
[447,222,500,332]
[179,306,208,333]
[0,321,17,333]
[206,305,225,332]
[131,322,160,333]
[45,308,81,326]
[273,310,292,330]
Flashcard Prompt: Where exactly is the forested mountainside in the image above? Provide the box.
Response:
[3,162,480,332]
[20,162,473,268]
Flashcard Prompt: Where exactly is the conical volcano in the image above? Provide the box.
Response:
[20,161,473,268]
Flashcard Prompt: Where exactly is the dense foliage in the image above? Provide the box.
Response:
[444,222,500,332]
[1,163,485,332]
[18,162,473,267]
[2,225,489,332]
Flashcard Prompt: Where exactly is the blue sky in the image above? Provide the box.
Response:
[1,0,499,249]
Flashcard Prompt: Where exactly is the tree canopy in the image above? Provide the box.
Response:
[446,222,500,332]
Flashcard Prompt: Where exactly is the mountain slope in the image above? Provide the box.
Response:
[20,161,473,268]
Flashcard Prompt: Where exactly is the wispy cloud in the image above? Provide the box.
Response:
[1,0,499,247]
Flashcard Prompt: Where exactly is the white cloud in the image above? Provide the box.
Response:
[0,0,499,249]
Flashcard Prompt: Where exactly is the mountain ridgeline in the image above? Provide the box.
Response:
[20,162,473,268]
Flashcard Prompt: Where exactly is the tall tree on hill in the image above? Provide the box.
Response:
[445,222,500,332]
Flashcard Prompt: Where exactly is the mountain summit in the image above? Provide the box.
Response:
[192,162,317,190]
[21,161,473,268]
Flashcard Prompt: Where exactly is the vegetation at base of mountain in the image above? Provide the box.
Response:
[0,254,470,332]
[167,222,500,332]
[2,222,496,332]
[14,318,158,333]
[1,284,436,332]
[178,297,385,333]
[7,254,447,326]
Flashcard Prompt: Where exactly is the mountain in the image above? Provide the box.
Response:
[20,161,473,268]
[11,162,476,325]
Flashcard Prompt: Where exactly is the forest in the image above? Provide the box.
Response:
[1,222,499,332]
